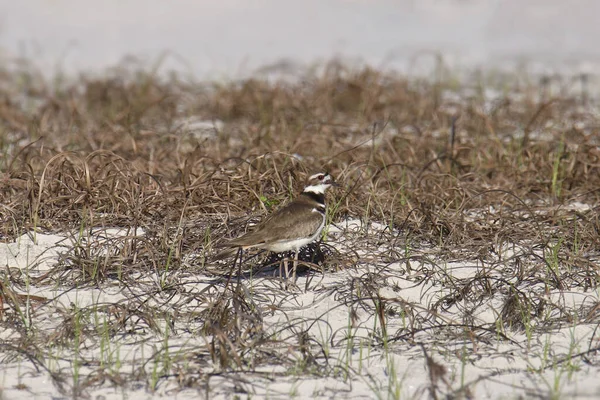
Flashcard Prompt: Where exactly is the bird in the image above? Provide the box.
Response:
[220,172,338,283]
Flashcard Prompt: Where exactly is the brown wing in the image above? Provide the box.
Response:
[227,200,324,247]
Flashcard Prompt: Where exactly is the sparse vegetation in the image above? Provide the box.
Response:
[0,57,599,399]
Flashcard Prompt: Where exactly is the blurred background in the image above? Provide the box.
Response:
[1,0,599,79]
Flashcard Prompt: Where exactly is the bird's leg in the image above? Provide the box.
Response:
[292,250,299,283]
[278,258,283,279]
[279,256,291,290]
[283,258,290,281]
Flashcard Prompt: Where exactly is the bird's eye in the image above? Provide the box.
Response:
[318,174,325,180]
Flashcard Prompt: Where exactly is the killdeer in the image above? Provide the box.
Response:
[222,172,338,282]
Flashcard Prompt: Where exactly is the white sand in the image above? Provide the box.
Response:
[1,212,599,399]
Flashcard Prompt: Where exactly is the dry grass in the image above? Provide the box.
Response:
[1,58,600,398]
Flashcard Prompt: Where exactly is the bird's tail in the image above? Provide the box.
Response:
[212,246,239,261]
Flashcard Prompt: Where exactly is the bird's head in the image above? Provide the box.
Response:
[303,172,339,194]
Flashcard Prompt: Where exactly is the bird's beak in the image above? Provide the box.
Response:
[331,181,341,187]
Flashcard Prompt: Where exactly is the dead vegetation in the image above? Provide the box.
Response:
[1,59,600,398]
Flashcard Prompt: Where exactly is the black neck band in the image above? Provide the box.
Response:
[302,191,325,205]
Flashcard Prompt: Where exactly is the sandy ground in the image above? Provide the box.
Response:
[1,2,600,397]
[2,214,599,399]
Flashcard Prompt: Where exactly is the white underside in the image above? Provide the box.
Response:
[262,211,326,253]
